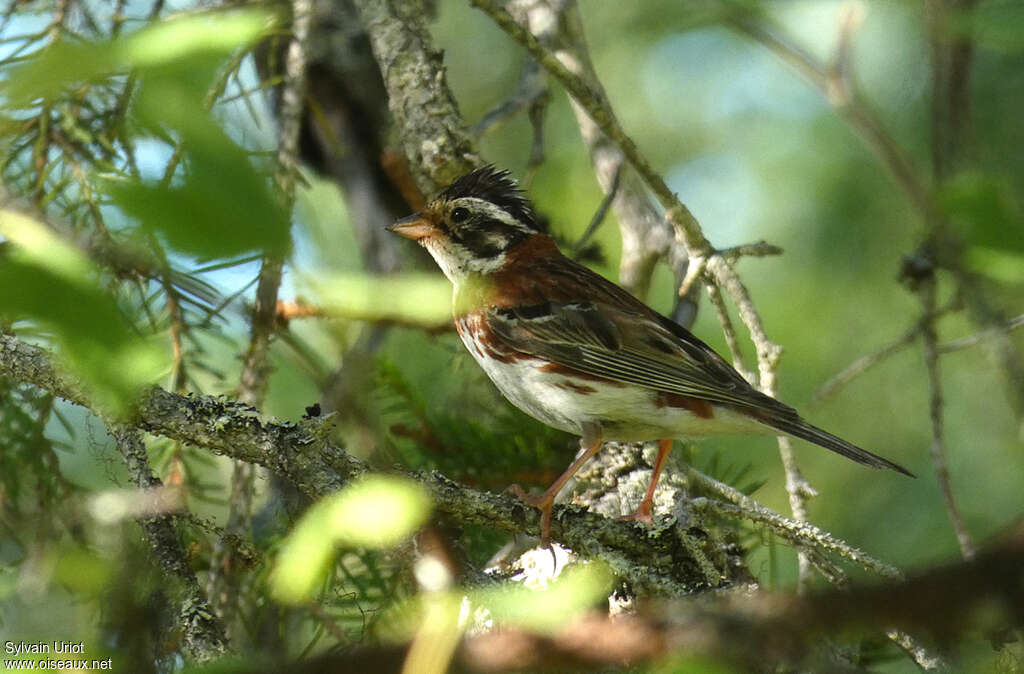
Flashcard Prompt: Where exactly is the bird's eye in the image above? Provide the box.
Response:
[450,207,470,224]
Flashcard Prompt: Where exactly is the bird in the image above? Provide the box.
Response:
[388,165,912,545]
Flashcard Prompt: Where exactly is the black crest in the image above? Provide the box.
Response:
[437,165,543,232]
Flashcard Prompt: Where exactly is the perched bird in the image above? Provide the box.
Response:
[389,165,912,544]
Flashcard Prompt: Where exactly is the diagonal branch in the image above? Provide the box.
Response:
[0,334,730,597]
[505,0,696,327]
[351,0,482,196]
[728,8,935,222]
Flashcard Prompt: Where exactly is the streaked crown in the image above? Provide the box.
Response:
[436,165,540,233]
[390,165,545,281]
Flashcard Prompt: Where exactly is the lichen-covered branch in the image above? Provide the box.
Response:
[351,0,482,196]
[108,425,230,662]
[683,467,900,579]
[0,334,726,597]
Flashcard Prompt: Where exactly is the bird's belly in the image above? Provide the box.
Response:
[458,331,763,441]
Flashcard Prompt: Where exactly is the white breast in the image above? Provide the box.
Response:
[454,315,765,442]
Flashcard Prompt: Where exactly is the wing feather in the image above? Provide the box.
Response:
[475,252,912,476]
[486,300,794,415]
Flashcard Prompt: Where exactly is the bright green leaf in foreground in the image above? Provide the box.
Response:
[3,8,275,105]
[104,139,291,260]
[374,560,615,647]
[52,548,114,597]
[271,475,431,604]
[965,246,1024,284]
[4,7,290,261]
[0,210,167,414]
[307,273,454,327]
[120,9,275,68]
[327,475,433,548]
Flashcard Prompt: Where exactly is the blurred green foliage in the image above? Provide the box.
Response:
[0,0,1021,672]
[271,475,431,604]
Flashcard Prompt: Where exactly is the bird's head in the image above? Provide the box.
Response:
[388,166,544,283]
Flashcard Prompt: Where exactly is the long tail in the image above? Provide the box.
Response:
[761,414,914,477]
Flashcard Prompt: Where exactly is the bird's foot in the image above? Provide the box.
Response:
[505,484,554,547]
[620,499,655,525]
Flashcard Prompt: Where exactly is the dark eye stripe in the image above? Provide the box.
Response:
[448,219,526,258]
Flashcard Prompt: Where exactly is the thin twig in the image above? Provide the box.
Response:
[716,241,783,262]
[704,281,755,384]
[685,467,900,579]
[571,162,620,259]
[939,313,1024,353]
[919,276,975,559]
[208,0,313,631]
[502,0,695,326]
[812,326,921,406]
[812,299,964,406]
[472,58,548,138]
[729,11,935,222]
[887,629,948,671]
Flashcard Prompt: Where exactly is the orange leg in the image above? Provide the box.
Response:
[622,438,674,524]
[510,424,603,546]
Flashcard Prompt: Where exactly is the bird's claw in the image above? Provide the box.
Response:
[505,483,554,546]
[620,500,655,525]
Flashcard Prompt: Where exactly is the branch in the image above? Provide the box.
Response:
[209,0,314,627]
[812,325,922,406]
[505,0,696,327]
[683,467,900,579]
[939,313,1024,353]
[920,274,976,559]
[231,523,1024,673]
[108,425,230,662]
[351,0,482,196]
[0,334,725,597]
[729,9,936,222]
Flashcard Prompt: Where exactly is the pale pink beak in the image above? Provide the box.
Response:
[387,213,439,241]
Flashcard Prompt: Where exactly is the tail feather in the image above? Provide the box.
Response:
[762,415,914,477]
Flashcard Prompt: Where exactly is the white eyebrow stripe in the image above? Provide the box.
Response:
[451,197,531,232]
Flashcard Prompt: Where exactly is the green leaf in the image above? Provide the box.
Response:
[100,64,291,259]
[104,155,290,260]
[3,8,275,105]
[53,548,113,596]
[271,475,432,604]
[5,7,291,260]
[120,9,276,68]
[965,246,1024,284]
[0,210,166,414]
[307,273,453,326]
